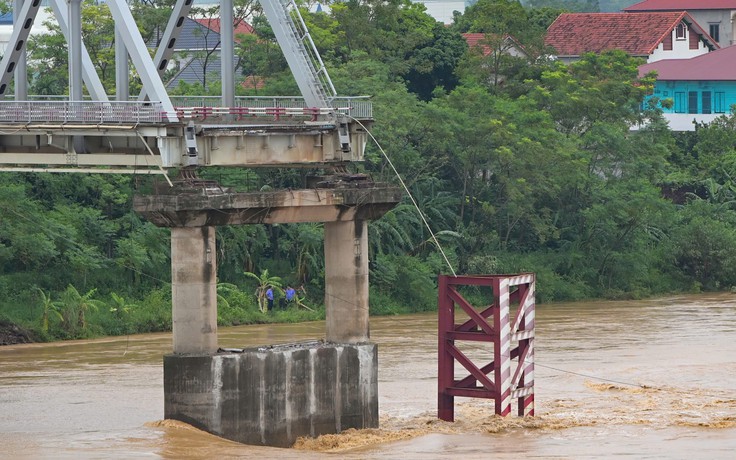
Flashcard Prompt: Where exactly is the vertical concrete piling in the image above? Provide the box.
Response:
[170,226,218,354]
[324,220,369,343]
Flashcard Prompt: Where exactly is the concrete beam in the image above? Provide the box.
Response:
[0,122,368,169]
[133,186,402,227]
[197,126,368,166]
[0,153,162,167]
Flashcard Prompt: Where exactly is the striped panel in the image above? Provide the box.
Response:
[496,278,512,416]
[522,278,535,416]
[507,273,534,286]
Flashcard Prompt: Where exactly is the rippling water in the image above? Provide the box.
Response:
[1,293,735,459]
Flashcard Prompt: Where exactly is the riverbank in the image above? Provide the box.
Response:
[0,320,36,345]
[0,289,326,346]
[0,280,416,346]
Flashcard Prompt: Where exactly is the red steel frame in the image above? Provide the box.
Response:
[438,273,535,421]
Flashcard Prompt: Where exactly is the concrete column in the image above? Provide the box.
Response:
[324,220,369,343]
[171,227,218,354]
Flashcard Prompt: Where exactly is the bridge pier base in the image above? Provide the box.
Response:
[163,342,378,447]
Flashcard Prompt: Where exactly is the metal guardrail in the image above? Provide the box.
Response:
[0,101,164,124]
[171,96,373,119]
[0,96,373,124]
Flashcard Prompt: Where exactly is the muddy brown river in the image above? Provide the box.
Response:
[1,293,735,459]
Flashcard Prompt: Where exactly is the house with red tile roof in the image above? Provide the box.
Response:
[462,33,529,87]
[166,17,256,90]
[545,12,719,64]
[639,45,736,130]
[463,33,527,59]
[624,1,736,47]
[193,18,255,40]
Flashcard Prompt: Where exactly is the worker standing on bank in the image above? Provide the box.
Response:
[266,286,274,312]
[285,286,296,306]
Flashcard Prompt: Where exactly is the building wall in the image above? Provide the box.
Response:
[652,80,736,114]
[687,10,735,47]
[646,80,736,131]
[415,0,467,24]
[649,23,713,63]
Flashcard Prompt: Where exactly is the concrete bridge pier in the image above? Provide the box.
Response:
[167,218,373,352]
[135,185,401,447]
[325,219,369,343]
[170,226,218,354]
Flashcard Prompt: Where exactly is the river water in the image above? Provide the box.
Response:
[1,293,735,459]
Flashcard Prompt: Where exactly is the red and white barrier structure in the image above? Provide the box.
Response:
[438,273,535,421]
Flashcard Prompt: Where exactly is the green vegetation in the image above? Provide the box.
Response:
[1,0,735,342]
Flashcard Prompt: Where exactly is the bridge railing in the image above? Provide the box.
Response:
[170,96,373,119]
[0,100,164,124]
[0,96,372,124]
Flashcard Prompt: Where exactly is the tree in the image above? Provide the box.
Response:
[525,0,599,12]
[327,0,462,98]
[690,112,736,183]
[669,200,736,290]
[529,51,650,136]
[0,183,59,272]
[109,292,137,317]
[455,0,546,43]
[35,288,62,333]
[403,23,467,100]
[243,269,283,313]
[26,1,116,95]
[279,223,324,284]
[59,285,105,334]
[215,224,269,281]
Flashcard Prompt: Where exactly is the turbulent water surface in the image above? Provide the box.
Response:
[1,293,735,459]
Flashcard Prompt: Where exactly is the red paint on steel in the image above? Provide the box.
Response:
[437,273,535,421]
[437,275,455,422]
[266,107,286,121]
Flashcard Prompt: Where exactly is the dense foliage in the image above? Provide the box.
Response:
[2,0,735,341]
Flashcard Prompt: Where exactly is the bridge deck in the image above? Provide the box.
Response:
[0,96,371,171]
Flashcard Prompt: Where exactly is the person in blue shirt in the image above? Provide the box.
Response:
[266,286,274,312]
[285,286,296,306]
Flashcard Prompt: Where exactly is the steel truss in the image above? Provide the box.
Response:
[438,274,535,420]
[0,0,363,172]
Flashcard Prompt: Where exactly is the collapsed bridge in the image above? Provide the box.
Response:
[1,0,401,447]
